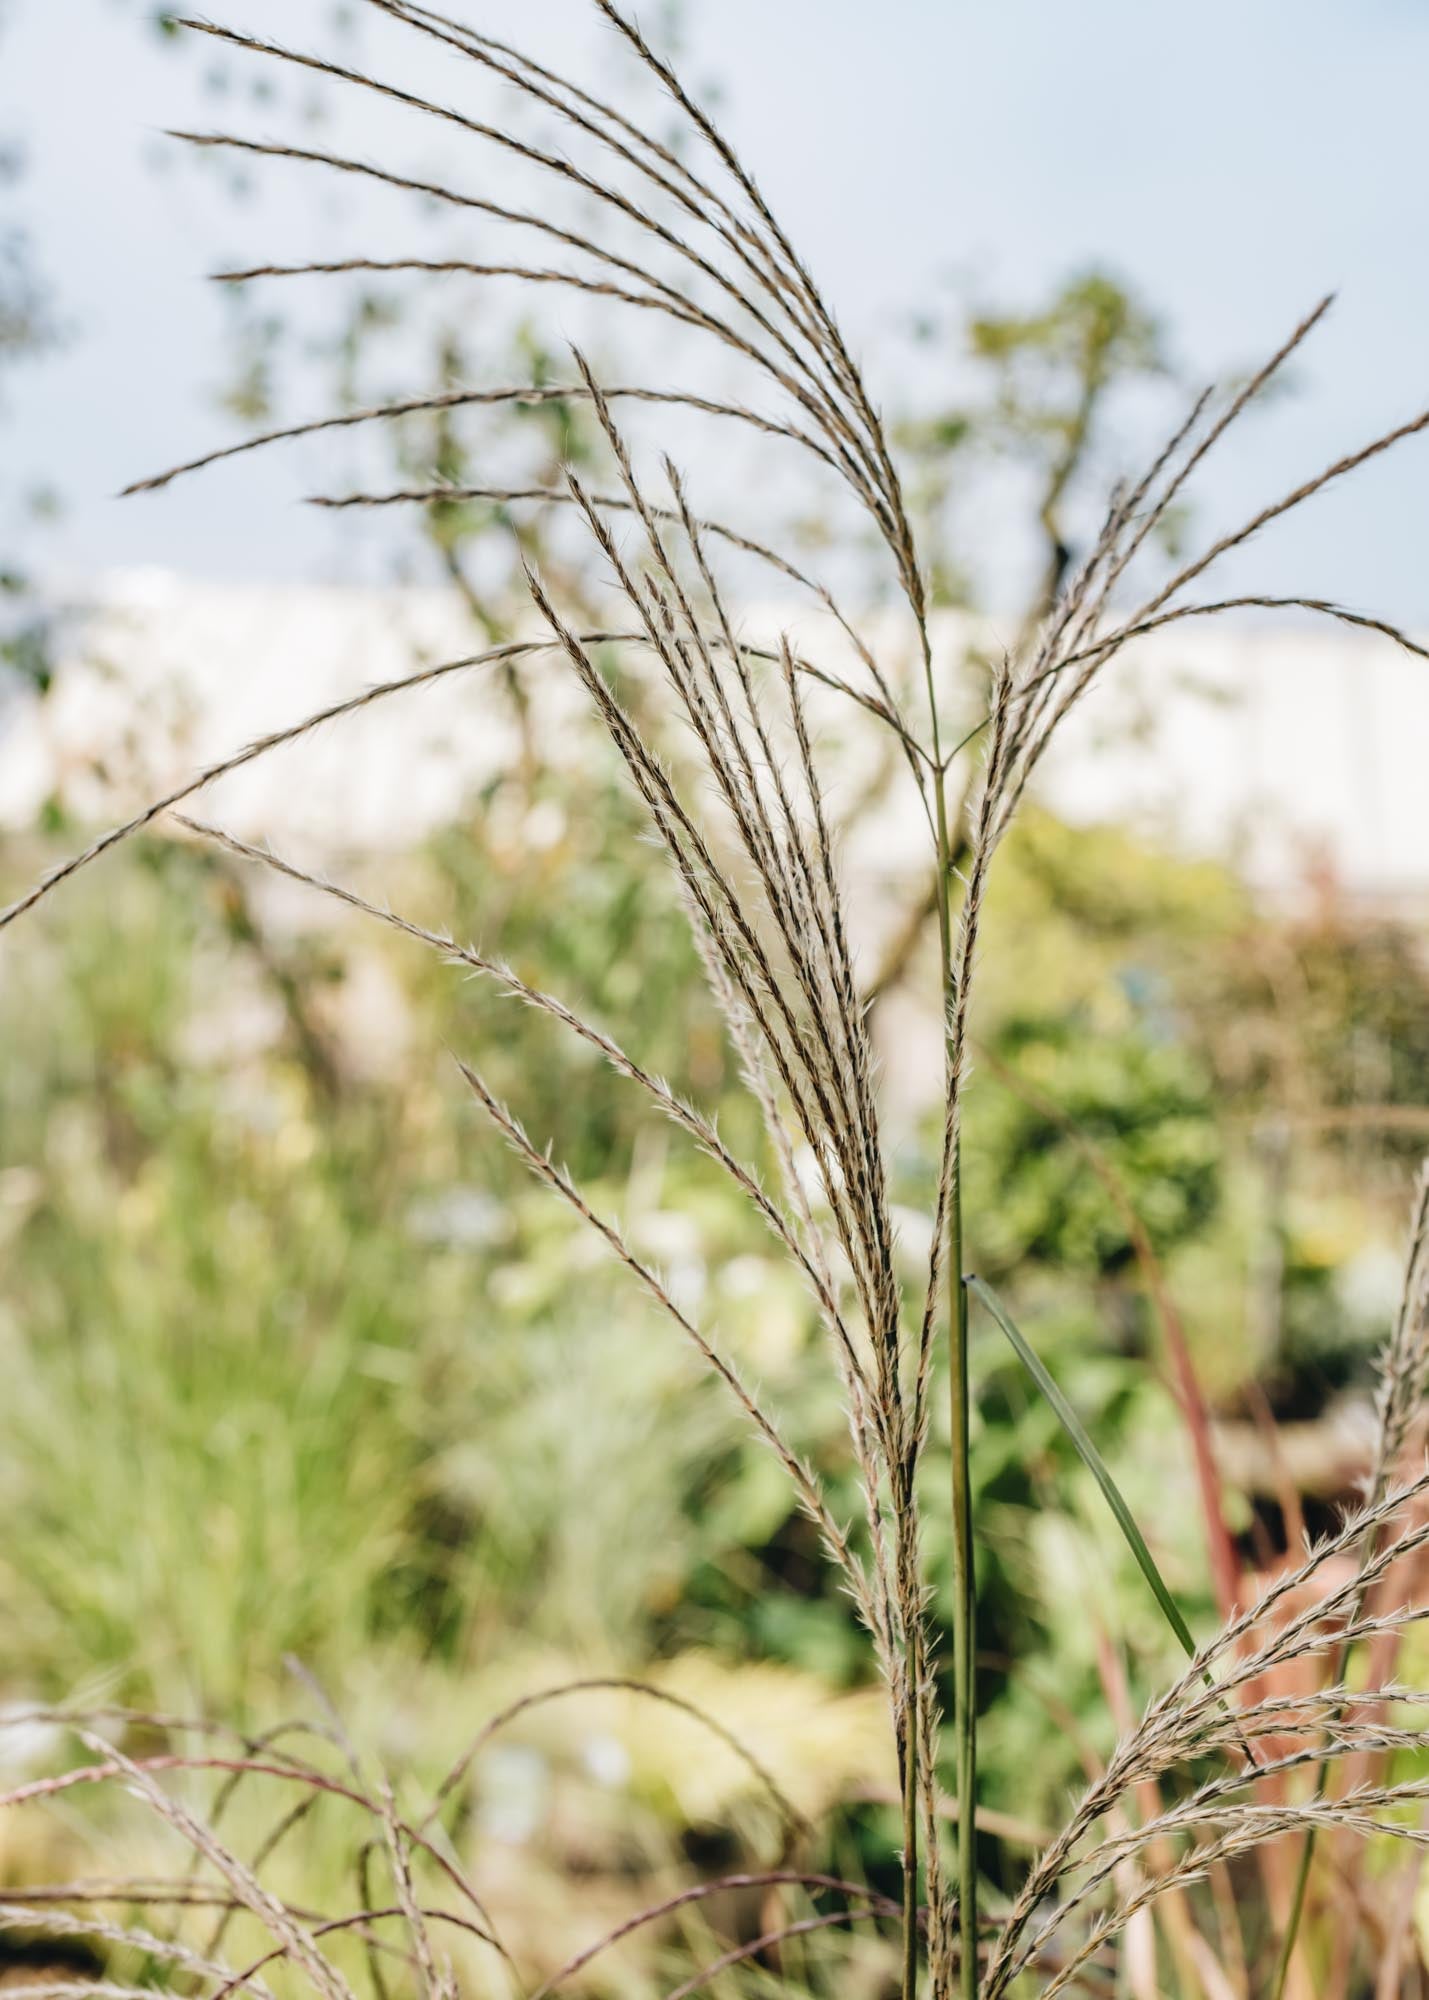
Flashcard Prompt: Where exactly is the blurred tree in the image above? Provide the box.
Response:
[868,271,1175,1004]
[0,3,52,373]
[0,0,62,695]
[902,268,1171,623]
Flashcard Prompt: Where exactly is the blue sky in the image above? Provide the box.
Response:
[4,0,1428,617]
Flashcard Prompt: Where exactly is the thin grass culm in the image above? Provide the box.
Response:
[7,5,1429,1996]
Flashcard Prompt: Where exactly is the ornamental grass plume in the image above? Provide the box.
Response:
[6,6,1429,1994]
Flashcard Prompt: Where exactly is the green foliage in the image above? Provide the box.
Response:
[0,868,424,1710]
[966,1015,1221,1275]
[3,777,1418,1766]
[0,777,823,1716]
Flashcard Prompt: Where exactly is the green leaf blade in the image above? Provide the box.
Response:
[966,1273,1198,1662]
